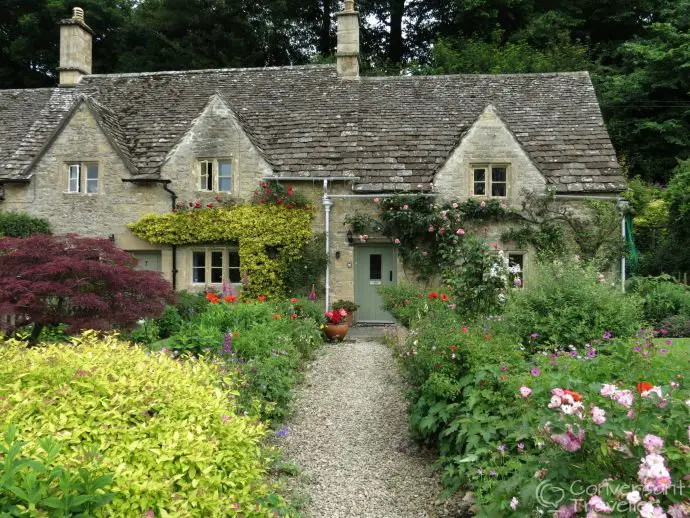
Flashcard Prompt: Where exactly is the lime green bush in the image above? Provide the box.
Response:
[0,332,284,516]
[128,204,313,299]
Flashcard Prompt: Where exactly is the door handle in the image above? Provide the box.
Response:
[389,270,393,282]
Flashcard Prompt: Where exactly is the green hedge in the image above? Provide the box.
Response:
[0,211,51,237]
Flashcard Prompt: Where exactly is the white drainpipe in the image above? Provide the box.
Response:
[322,179,332,311]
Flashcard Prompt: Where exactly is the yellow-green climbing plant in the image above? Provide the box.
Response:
[128,204,313,299]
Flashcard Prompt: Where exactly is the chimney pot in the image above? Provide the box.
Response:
[58,7,93,86]
[336,2,360,78]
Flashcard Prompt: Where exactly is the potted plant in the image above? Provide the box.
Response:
[323,307,349,341]
[331,299,359,325]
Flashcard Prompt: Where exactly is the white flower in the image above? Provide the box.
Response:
[510,497,519,511]
[625,491,641,505]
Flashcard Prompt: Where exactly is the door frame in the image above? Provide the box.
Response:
[353,243,397,324]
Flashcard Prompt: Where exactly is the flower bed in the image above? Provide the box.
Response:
[381,286,690,516]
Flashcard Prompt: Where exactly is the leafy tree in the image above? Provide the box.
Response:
[0,234,174,344]
[0,0,136,88]
[594,0,690,183]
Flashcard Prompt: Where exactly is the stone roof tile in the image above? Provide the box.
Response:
[0,65,624,192]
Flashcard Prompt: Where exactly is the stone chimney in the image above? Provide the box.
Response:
[58,7,94,86]
[336,0,360,78]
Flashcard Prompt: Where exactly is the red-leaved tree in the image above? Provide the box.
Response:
[0,234,174,343]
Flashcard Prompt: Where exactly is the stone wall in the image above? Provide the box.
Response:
[434,105,547,207]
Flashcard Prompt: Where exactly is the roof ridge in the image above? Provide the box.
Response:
[85,64,335,79]
[362,71,590,81]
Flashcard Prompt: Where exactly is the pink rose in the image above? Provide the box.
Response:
[456,228,465,235]
[591,406,606,425]
[519,386,532,398]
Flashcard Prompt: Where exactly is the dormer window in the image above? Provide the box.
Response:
[472,164,508,197]
[197,159,233,192]
[67,162,99,193]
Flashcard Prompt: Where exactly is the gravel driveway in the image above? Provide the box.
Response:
[281,339,444,517]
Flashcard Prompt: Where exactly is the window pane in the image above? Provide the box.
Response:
[228,250,240,268]
[473,168,486,195]
[370,254,382,280]
[491,167,507,182]
[206,162,214,191]
[199,161,211,191]
[218,161,232,192]
[86,164,98,193]
[492,182,506,197]
[210,251,223,283]
[68,165,80,192]
[192,251,206,283]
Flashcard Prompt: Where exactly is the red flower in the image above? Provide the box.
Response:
[290,313,298,320]
[450,345,458,351]
[440,293,449,302]
[258,295,266,302]
[428,292,439,300]
[325,310,343,324]
[462,327,469,333]
[225,295,237,303]
[272,313,282,320]
[434,363,441,369]
[290,297,298,303]
[215,196,222,202]
[207,202,214,208]
[287,186,294,196]
[564,389,582,402]
[637,381,653,394]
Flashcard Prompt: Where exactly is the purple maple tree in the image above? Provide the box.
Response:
[0,234,174,344]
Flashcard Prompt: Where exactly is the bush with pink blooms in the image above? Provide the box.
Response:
[382,286,690,516]
[478,330,689,517]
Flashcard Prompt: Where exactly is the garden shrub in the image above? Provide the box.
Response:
[163,297,323,420]
[628,275,690,336]
[282,233,328,298]
[0,211,51,238]
[0,332,286,516]
[173,290,209,321]
[501,260,644,350]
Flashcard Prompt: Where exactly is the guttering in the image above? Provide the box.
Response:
[553,193,622,201]
[322,180,333,312]
[262,176,361,181]
[329,193,436,199]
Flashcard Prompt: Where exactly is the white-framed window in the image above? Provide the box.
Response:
[197,158,233,193]
[67,162,99,193]
[472,164,508,197]
[191,247,241,285]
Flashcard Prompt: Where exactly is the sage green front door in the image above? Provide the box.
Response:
[354,245,397,323]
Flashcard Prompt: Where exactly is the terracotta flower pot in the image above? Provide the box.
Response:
[323,323,349,341]
[344,312,354,326]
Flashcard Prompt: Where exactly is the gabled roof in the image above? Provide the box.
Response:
[0,65,625,193]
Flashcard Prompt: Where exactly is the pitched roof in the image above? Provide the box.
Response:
[0,65,625,193]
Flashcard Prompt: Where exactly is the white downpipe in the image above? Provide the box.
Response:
[322,180,332,311]
[621,214,626,293]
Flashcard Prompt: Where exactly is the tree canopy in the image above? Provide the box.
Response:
[0,234,174,343]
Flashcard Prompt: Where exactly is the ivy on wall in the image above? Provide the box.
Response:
[128,203,313,299]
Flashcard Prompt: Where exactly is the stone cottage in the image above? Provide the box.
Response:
[0,3,625,323]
